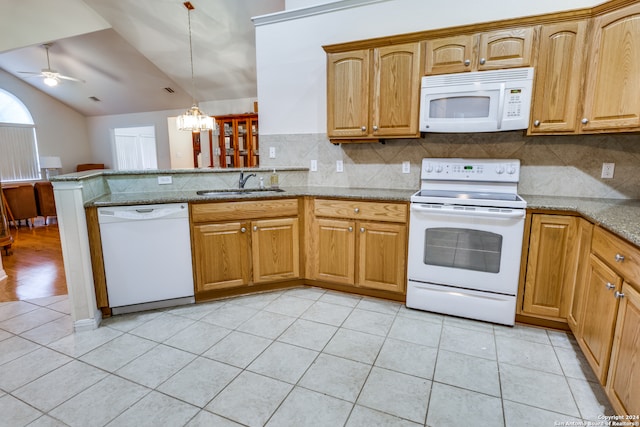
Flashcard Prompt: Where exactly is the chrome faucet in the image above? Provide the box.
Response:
[238,171,256,189]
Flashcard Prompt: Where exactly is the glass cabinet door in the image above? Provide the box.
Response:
[213,114,258,168]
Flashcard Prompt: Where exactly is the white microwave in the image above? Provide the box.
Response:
[419,67,534,133]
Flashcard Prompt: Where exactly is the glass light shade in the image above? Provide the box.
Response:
[43,76,58,87]
[177,105,214,133]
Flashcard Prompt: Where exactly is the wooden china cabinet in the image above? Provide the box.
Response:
[211,113,259,168]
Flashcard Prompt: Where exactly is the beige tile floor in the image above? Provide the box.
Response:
[0,287,614,426]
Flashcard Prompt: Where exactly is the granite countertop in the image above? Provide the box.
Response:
[86,188,640,247]
[523,195,640,247]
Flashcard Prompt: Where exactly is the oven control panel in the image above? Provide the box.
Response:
[421,158,520,182]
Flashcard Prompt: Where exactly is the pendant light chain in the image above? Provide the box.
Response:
[176,1,214,133]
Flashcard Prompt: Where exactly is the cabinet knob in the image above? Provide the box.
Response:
[240,227,247,233]
[533,120,540,127]
[479,58,486,65]
[615,253,625,262]
[372,125,378,131]
[354,208,360,213]
[360,227,365,233]
[361,126,367,132]
[253,225,258,231]
[606,282,616,290]
[615,291,625,299]
[581,118,589,124]
[464,59,471,66]
[348,226,353,232]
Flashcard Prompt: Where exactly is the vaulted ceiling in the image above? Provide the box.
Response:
[0,0,285,116]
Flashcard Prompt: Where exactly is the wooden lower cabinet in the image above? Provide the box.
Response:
[606,282,640,416]
[313,218,356,285]
[567,219,594,332]
[309,199,408,295]
[358,221,406,293]
[521,214,579,320]
[192,221,251,292]
[251,217,299,283]
[193,216,299,293]
[578,254,623,384]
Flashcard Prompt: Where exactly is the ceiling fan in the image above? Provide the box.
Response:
[18,43,84,87]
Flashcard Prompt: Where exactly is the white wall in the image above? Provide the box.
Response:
[255,0,603,135]
[0,69,91,174]
[87,97,255,170]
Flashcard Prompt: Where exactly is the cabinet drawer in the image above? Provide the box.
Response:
[191,199,299,223]
[592,226,640,284]
[314,199,407,223]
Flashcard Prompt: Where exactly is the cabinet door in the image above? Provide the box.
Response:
[607,282,640,416]
[579,254,622,384]
[371,42,422,137]
[357,221,406,293]
[327,50,370,138]
[567,218,594,334]
[312,218,356,285]
[252,218,300,283]
[529,21,587,134]
[477,27,536,70]
[522,215,577,319]
[192,222,250,292]
[582,3,640,132]
[424,35,475,75]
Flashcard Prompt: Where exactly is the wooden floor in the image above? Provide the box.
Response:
[0,218,67,302]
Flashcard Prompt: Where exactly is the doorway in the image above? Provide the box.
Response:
[113,126,158,170]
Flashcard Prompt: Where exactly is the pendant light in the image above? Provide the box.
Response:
[177,1,214,133]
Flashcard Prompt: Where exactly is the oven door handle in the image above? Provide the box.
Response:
[411,204,525,219]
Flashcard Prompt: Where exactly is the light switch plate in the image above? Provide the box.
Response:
[336,160,344,173]
[310,159,318,172]
[157,176,172,185]
[269,147,276,158]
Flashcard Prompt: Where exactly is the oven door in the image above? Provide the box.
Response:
[408,203,525,295]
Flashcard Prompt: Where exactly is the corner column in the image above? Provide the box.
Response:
[52,181,101,331]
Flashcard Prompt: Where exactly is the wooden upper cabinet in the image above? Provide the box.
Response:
[372,43,422,137]
[326,50,370,138]
[582,2,640,132]
[326,42,421,141]
[529,21,588,134]
[477,27,536,70]
[424,27,535,75]
[425,35,475,74]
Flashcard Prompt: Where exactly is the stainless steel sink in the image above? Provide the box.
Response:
[196,188,285,197]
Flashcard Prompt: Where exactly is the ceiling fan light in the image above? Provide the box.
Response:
[177,104,214,133]
[44,76,58,87]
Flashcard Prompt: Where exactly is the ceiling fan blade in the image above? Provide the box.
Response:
[17,71,43,75]
[58,75,85,83]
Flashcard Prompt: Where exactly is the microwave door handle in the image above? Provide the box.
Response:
[496,83,506,130]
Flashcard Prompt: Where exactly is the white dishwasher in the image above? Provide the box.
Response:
[98,203,194,315]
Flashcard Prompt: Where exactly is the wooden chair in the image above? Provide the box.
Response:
[2,185,38,227]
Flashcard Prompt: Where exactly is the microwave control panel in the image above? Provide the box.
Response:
[505,89,524,118]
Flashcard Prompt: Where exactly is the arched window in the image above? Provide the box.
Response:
[0,89,41,182]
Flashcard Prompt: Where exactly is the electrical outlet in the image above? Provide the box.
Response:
[601,162,615,179]
[157,176,172,185]
[269,147,276,158]
[402,161,410,174]
[310,159,318,172]
[336,160,344,173]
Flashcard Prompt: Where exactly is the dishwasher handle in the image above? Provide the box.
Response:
[98,204,188,222]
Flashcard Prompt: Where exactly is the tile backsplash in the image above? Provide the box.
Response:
[260,132,640,199]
